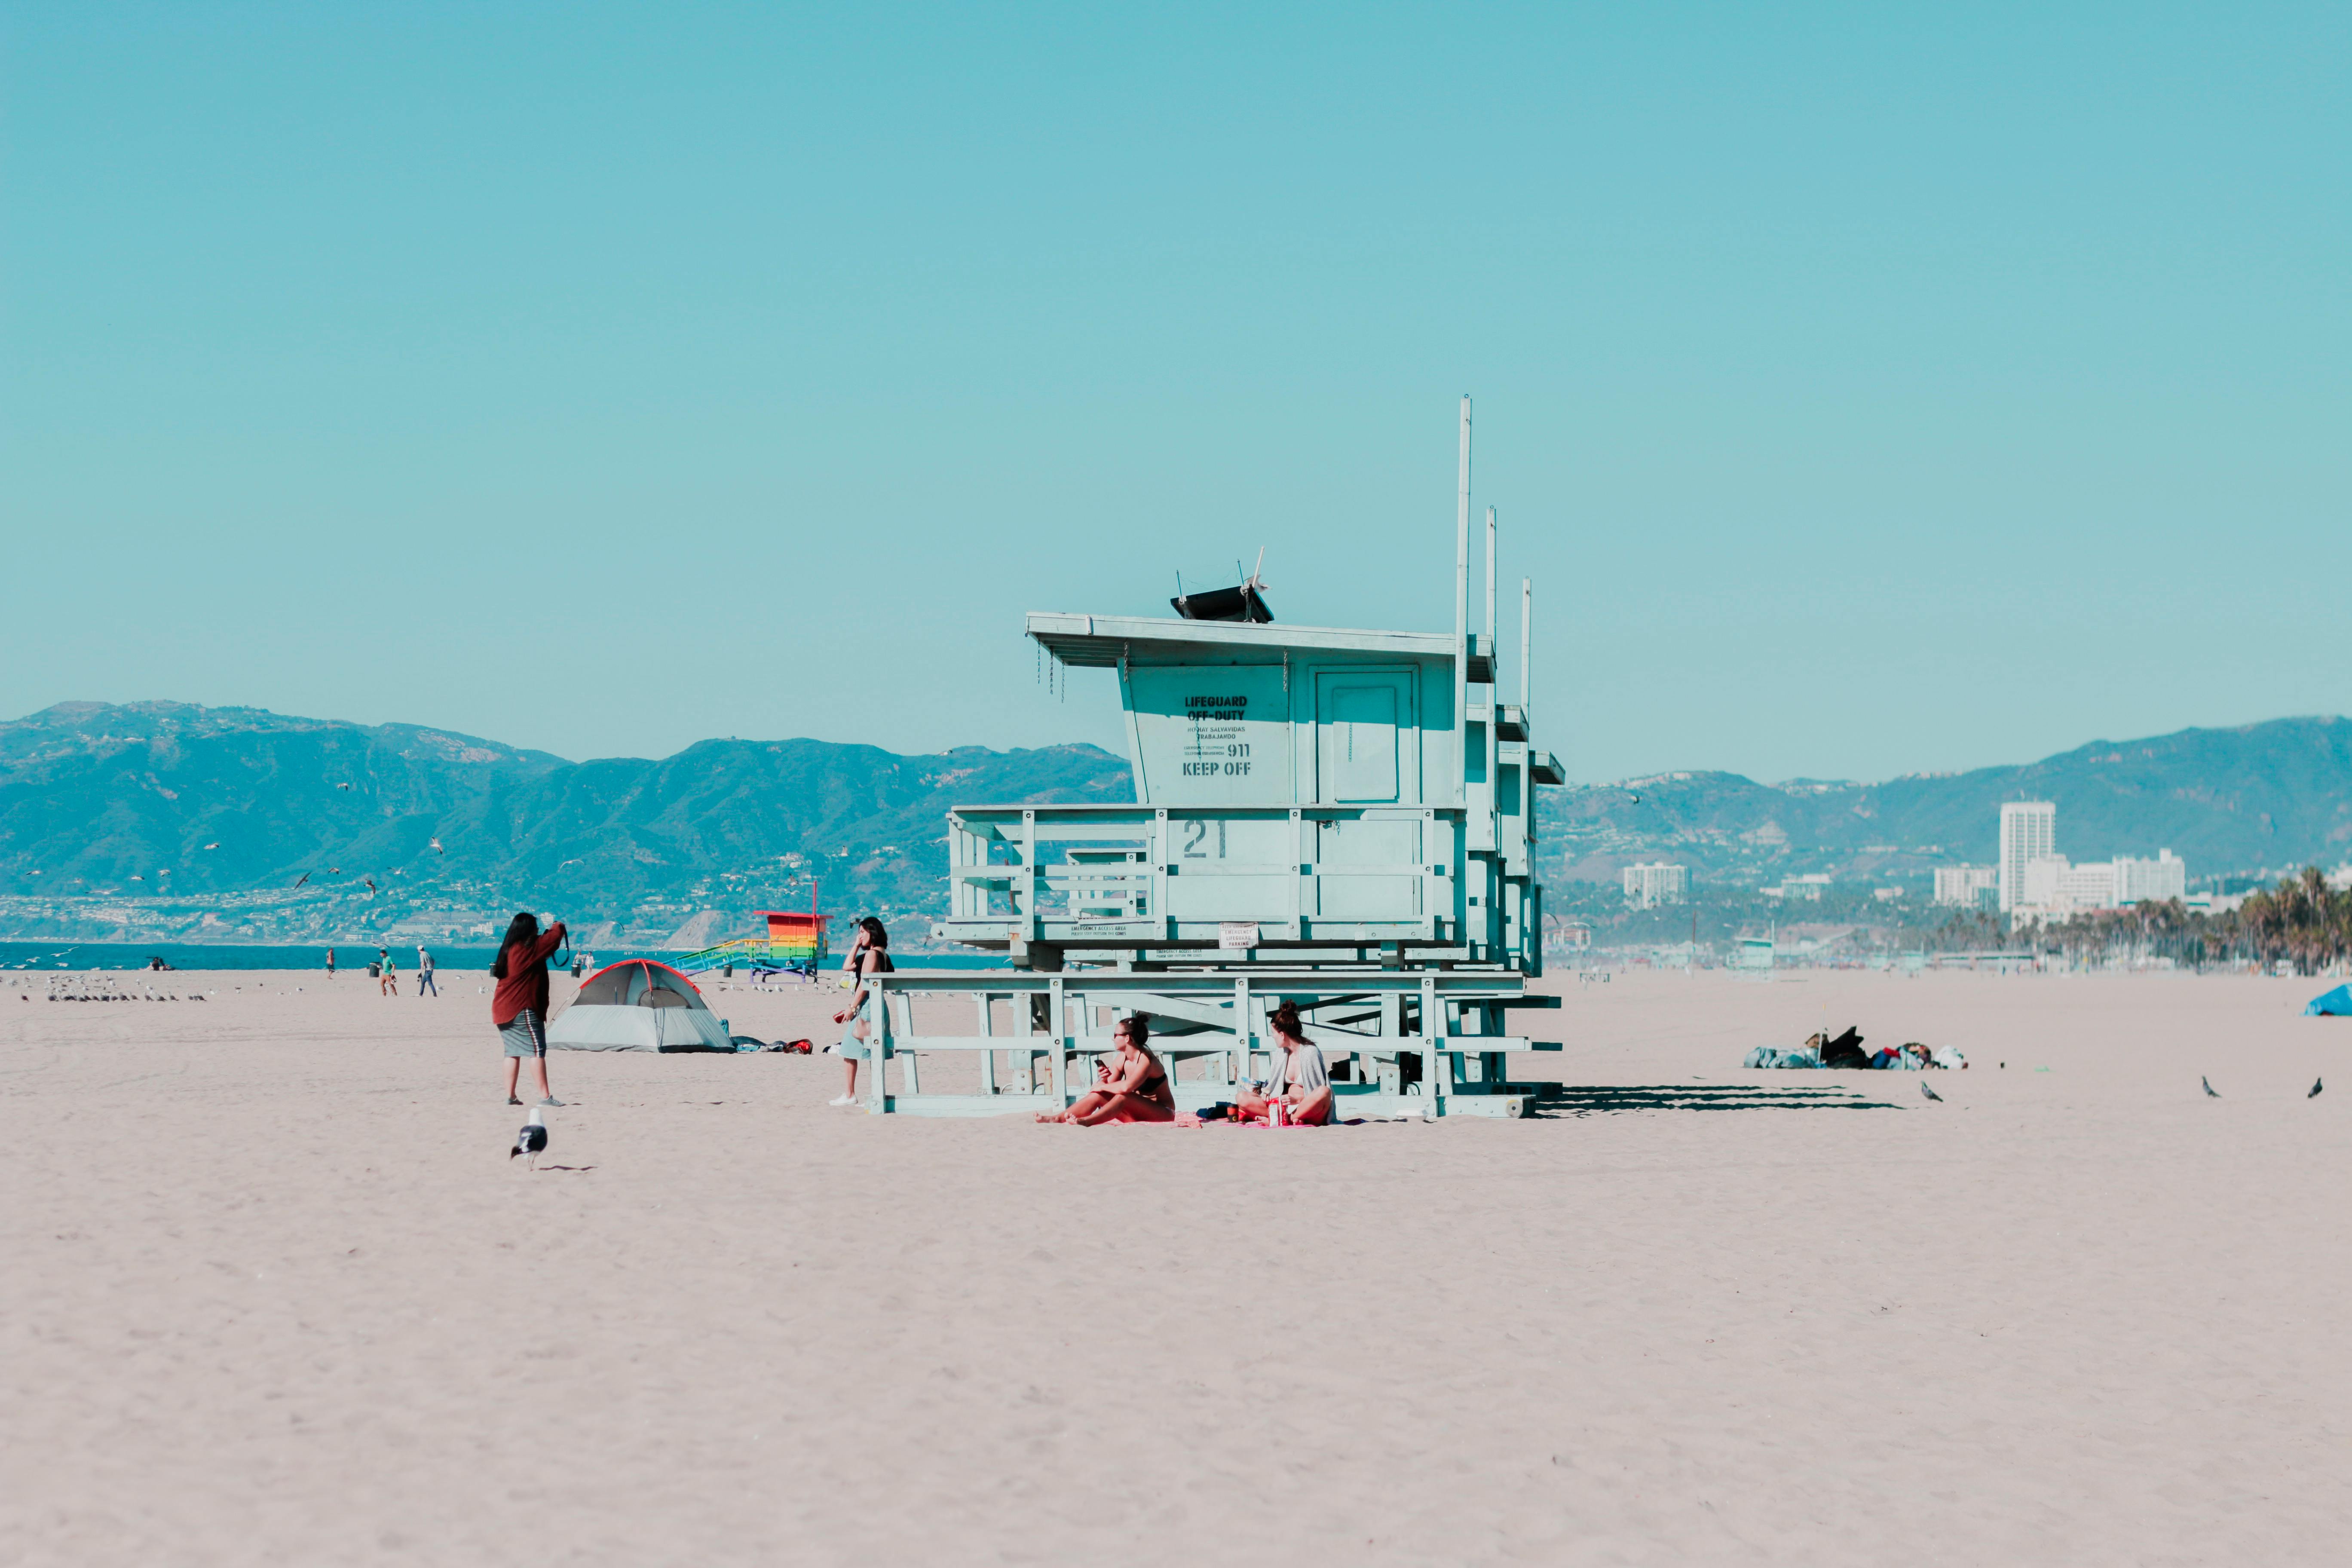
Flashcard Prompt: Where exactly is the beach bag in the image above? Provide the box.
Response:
[1820,1028,1869,1070]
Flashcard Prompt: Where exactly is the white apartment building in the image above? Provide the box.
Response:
[1999,802,2056,913]
[2015,848,2190,922]
[1934,865,1999,907]
[2022,855,2117,913]
[2115,849,2187,903]
[1622,862,1689,909]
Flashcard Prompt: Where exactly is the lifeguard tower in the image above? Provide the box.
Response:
[856,398,1566,1115]
[673,908,830,977]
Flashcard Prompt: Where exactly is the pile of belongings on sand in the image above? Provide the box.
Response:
[1745,1027,1966,1071]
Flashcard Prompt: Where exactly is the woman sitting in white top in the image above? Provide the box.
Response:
[1236,1001,1333,1125]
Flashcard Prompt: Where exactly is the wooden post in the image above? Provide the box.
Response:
[1023,809,1039,939]
[866,983,891,1113]
[1049,976,1066,1107]
[1234,974,1254,1088]
[898,993,920,1095]
[1421,974,1442,1110]
[976,989,995,1094]
[1291,807,1307,940]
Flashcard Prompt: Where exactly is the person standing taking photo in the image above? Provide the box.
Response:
[491,912,568,1108]
[828,916,894,1107]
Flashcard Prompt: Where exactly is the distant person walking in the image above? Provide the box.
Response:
[829,916,894,1106]
[325,946,337,978]
[416,946,437,997]
[378,949,398,996]
[492,912,568,1107]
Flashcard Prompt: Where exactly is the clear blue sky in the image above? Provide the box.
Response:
[4,4,2345,783]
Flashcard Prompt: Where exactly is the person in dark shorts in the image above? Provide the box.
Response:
[491,911,568,1107]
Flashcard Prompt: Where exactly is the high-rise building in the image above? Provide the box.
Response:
[1622,862,1689,909]
[1934,865,1999,907]
[1998,802,2056,912]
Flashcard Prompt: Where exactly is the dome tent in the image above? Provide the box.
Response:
[548,959,733,1052]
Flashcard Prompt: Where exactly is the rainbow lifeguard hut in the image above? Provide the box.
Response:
[852,398,1566,1116]
[673,908,830,977]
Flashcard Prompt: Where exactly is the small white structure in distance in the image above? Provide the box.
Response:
[1622,862,1689,908]
[1934,865,1999,907]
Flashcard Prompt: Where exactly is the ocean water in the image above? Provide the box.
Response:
[0,941,1009,973]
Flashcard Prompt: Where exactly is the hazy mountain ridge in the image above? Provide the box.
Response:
[5,703,2347,944]
[0,702,1131,944]
[1541,716,2352,887]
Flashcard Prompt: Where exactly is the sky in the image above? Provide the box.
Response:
[4,3,2346,784]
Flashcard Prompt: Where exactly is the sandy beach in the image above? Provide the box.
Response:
[3,965,2346,1565]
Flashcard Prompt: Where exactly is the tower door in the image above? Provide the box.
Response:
[1314,670,1415,803]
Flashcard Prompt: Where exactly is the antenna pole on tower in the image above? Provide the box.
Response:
[1521,576,1532,715]
[1485,506,1497,648]
[1455,398,1471,656]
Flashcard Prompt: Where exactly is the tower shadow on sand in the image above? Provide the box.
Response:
[1534,1083,1900,1117]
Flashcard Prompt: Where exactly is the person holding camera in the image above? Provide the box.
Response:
[491,911,568,1107]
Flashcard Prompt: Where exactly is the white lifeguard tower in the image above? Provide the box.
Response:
[855,398,1567,1115]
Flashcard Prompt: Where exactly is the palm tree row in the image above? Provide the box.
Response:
[2031,866,2352,974]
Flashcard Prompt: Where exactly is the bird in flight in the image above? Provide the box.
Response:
[202,842,218,850]
[1920,1081,1943,1103]
[292,873,309,888]
[337,783,352,791]
[2312,1078,2324,1099]
[429,837,444,853]
[2202,1076,2220,1098]
[511,1106,549,1171]
[363,877,377,895]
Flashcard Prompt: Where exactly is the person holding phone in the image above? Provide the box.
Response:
[490,911,568,1107]
[1036,1014,1173,1125]
[829,916,894,1106]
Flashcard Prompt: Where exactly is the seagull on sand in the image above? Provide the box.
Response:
[511,1106,548,1170]
[1920,1081,1943,1103]
[2202,1076,2221,1098]
[2312,1078,2324,1099]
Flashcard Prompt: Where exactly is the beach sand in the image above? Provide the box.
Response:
[3,965,2346,1565]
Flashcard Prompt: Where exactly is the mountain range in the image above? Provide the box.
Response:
[0,702,1130,946]
[1537,716,2352,891]
[3,702,2348,945]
